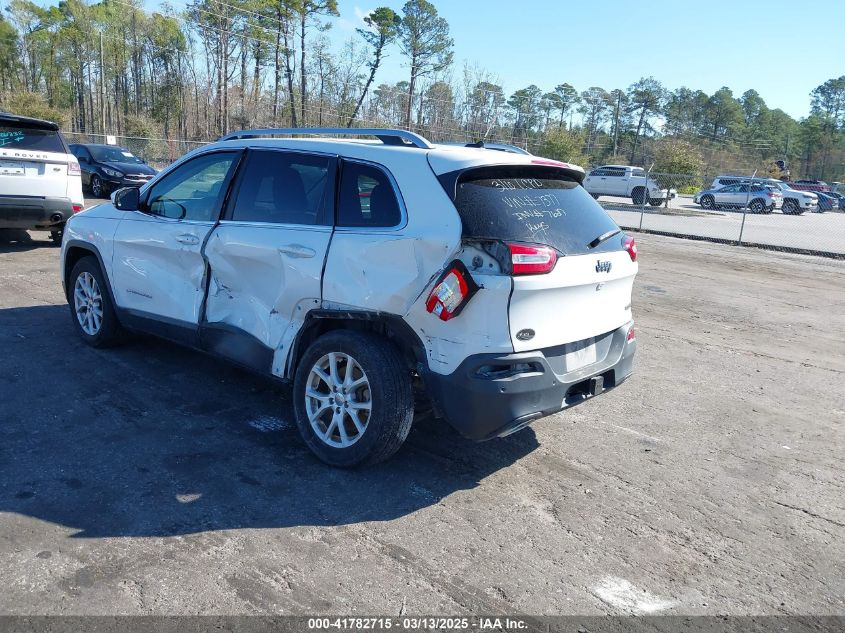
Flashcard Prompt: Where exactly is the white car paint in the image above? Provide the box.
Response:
[110,212,214,324]
[205,220,331,375]
[508,250,636,352]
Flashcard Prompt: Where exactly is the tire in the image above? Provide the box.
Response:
[649,198,663,207]
[749,199,765,214]
[68,257,125,348]
[91,175,105,199]
[631,187,646,205]
[782,199,801,215]
[293,330,413,467]
[700,195,715,210]
[50,226,64,244]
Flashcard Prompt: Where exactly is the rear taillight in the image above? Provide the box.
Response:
[425,261,478,321]
[623,235,638,262]
[508,243,558,275]
[67,161,81,176]
[72,204,83,213]
[627,326,636,343]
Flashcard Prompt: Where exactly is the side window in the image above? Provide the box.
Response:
[606,168,625,177]
[631,168,646,178]
[145,152,238,221]
[337,161,402,228]
[229,150,330,225]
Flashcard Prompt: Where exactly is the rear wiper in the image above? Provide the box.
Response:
[587,229,621,249]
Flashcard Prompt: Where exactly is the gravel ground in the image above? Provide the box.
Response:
[0,230,843,616]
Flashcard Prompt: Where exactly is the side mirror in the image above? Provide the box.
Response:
[113,187,140,211]
[78,155,88,163]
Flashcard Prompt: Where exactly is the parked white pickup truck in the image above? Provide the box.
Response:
[584,165,675,206]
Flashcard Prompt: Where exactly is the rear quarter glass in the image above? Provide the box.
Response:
[0,124,67,154]
[440,165,622,257]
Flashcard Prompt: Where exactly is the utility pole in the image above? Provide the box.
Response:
[99,32,106,135]
[612,91,621,157]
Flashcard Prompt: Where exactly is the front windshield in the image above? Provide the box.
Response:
[89,146,144,164]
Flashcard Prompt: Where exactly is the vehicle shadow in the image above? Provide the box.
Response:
[0,229,56,251]
[0,304,539,538]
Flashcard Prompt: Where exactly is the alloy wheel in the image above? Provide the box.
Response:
[73,271,103,336]
[305,352,372,448]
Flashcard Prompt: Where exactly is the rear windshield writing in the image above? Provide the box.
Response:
[0,125,66,153]
[491,178,563,234]
[451,168,621,256]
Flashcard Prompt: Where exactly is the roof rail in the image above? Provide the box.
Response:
[218,127,433,149]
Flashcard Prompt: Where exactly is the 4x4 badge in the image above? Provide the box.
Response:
[596,260,612,273]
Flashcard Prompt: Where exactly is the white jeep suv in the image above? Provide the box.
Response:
[60,128,638,466]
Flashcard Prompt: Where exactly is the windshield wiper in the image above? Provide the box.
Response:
[587,229,621,249]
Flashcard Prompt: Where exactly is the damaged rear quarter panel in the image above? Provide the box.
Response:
[404,272,515,375]
[322,150,517,376]
[322,152,461,318]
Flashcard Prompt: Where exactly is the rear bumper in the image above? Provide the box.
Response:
[424,321,636,441]
[0,195,74,229]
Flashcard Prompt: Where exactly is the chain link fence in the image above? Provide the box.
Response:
[63,132,208,170]
[591,170,845,257]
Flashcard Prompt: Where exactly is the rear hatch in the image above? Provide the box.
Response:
[440,163,637,353]
[0,117,75,199]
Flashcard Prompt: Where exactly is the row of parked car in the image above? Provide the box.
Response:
[693,175,844,215]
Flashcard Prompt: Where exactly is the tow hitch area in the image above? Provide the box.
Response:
[589,375,604,396]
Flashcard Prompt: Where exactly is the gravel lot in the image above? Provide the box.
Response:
[0,230,843,616]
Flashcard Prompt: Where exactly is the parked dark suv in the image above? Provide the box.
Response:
[69,144,157,198]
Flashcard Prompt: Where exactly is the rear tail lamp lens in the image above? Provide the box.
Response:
[72,204,83,213]
[508,243,558,275]
[425,261,479,321]
[67,161,81,176]
[627,326,636,343]
[623,235,638,262]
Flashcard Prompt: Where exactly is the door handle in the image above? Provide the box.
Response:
[278,244,316,258]
[175,233,200,245]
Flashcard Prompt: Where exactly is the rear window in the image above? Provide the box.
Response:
[441,166,621,256]
[0,123,66,153]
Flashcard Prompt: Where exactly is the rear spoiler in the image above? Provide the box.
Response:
[0,112,60,131]
[435,162,587,201]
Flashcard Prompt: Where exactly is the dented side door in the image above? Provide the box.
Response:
[201,149,336,375]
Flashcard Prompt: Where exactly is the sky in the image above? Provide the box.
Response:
[333,0,844,120]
